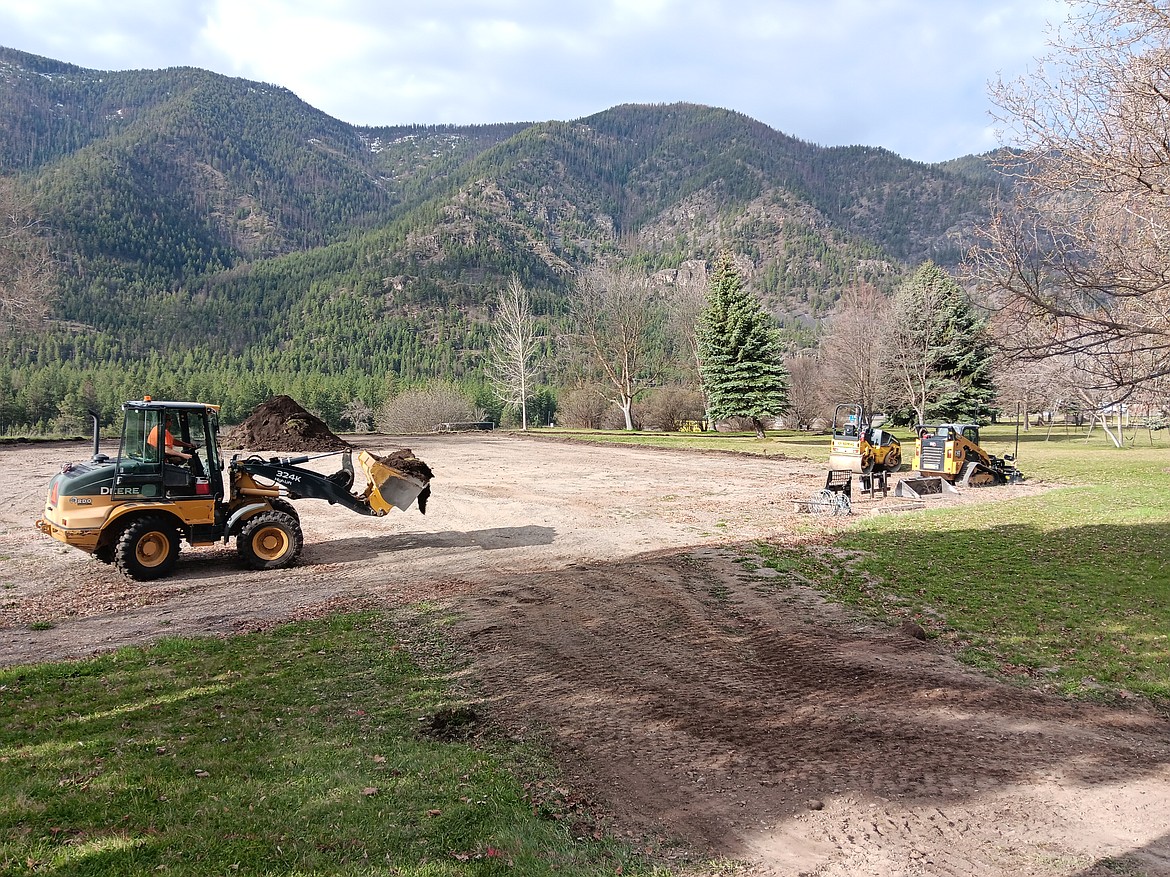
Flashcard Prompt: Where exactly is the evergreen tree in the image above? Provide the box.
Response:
[888,261,996,424]
[697,255,789,437]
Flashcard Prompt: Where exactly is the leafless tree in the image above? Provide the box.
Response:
[0,177,55,330]
[968,0,1170,401]
[667,272,710,386]
[486,275,540,430]
[568,266,666,430]
[782,352,823,429]
[886,273,952,425]
[815,283,892,420]
[340,399,374,433]
[641,386,706,431]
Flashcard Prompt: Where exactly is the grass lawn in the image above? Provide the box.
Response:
[0,612,664,876]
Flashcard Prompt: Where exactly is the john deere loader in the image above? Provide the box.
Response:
[36,398,432,581]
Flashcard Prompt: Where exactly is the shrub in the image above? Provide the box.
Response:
[377,384,481,434]
[557,387,609,429]
[641,386,706,431]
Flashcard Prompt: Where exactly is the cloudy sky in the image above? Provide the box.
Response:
[0,0,1067,163]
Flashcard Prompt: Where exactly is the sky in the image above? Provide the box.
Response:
[0,0,1069,164]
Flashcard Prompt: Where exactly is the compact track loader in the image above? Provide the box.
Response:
[36,398,431,580]
[911,422,1021,487]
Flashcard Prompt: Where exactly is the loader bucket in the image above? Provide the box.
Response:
[894,476,956,498]
[357,450,429,515]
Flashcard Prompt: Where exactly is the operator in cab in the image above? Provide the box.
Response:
[148,413,197,463]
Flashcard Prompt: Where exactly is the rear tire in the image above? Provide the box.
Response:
[237,511,303,571]
[115,516,181,581]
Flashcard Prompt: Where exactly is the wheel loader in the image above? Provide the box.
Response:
[911,422,1021,487]
[827,403,902,473]
[35,398,432,581]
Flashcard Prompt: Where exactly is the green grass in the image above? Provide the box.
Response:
[0,612,664,876]
[758,424,1170,706]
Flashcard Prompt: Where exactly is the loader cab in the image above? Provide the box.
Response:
[928,423,980,445]
[115,401,223,500]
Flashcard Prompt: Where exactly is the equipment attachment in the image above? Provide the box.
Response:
[356,450,430,515]
[894,476,956,498]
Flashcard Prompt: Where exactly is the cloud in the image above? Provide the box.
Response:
[0,0,1067,162]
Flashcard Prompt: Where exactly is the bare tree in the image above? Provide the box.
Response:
[816,283,892,420]
[568,266,665,430]
[969,0,1170,400]
[783,352,823,429]
[668,271,710,386]
[0,177,55,330]
[486,275,540,430]
[340,399,374,433]
[557,386,609,428]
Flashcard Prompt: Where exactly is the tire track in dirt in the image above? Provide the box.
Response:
[450,545,1170,876]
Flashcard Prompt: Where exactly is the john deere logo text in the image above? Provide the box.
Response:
[101,486,141,495]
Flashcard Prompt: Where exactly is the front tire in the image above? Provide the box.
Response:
[237,511,304,571]
[115,516,181,581]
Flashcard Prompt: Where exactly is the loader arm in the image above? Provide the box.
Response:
[232,450,428,517]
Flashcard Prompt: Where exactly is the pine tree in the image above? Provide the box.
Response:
[888,261,997,424]
[697,255,789,437]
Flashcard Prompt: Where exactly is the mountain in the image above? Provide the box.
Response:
[0,46,1009,428]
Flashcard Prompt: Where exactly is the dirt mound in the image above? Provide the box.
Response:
[225,396,349,452]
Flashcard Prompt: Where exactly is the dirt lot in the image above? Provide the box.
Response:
[3,434,1169,876]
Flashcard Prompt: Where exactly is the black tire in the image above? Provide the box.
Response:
[269,497,300,522]
[114,516,181,581]
[237,511,303,571]
[884,448,902,471]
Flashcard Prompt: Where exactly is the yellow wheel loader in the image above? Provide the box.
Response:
[36,398,432,580]
[827,403,902,473]
[911,422,1021,487]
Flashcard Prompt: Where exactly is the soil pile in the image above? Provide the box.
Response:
[377,449,433,483]
[225,396,349,452]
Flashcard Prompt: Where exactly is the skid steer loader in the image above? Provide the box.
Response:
[911,422,1021,487]
[36,398,432,581]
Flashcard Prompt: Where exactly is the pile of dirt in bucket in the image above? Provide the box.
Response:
[377,449,434,514]
[224,395,349,452]
[377,449,433,483]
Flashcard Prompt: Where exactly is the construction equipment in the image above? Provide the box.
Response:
[911,422,1022,487]
[36,398,432,581]
[827,403,902,473]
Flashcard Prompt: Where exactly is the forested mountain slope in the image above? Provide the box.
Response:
[0,47,1008,428]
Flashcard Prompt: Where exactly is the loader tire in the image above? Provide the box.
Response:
[115,516,181,581]
[269,497,300,522]
[237,511,303,571]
